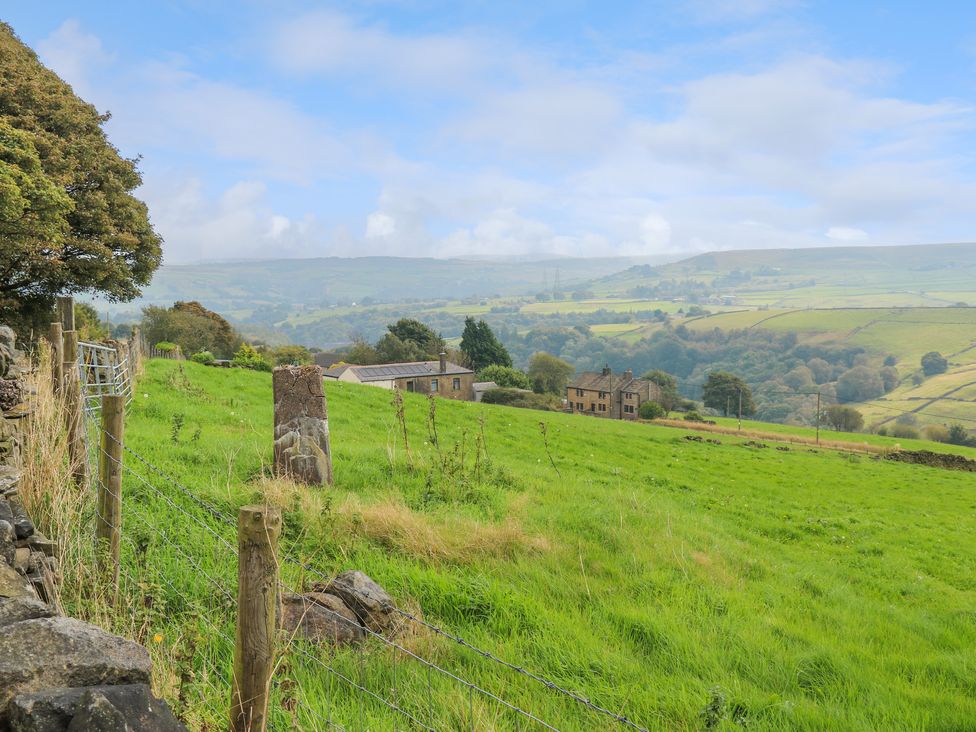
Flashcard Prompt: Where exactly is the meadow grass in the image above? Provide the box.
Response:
[34,359,976,730]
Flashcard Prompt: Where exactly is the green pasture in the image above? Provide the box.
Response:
[77,360,976,730]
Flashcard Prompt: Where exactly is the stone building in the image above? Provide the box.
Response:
[324,353,476,401]
[566,366,660,420]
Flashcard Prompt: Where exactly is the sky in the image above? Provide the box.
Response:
[6,1,976,264]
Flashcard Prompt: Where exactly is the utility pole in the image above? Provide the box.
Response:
[726,395,730,418]
[737,389,742,432]
[816,389,821,446]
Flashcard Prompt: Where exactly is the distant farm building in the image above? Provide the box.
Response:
[567,367,660,420]
[324,353,475,401]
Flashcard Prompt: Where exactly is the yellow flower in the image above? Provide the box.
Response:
[152,633,163,644]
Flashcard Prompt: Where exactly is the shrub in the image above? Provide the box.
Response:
[190,350,215,365]
[876,426,888,436]
[923,424,950,443]
[890,424,919,440]
[947,424,976,447]
[638,401,666,420]
[480,388,561,411]
[684,411,706,422]
[154,341,179,353]
[232,343,272,372]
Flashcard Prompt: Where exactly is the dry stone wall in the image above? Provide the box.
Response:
[0,326,185,732]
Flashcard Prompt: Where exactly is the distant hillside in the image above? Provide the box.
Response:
[591,242,976,308]
[101,255,673,317]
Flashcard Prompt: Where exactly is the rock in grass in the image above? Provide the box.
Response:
[0,617,151,717]
[280,592,364,646]
[9,684,186,732]
[314,570,395,633]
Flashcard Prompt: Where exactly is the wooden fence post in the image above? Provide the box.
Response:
[130,326,142,374]
[57,296,75,331]
[96,394,124,591]
[231,505,282,732]
[61,330,87,485]
[49,322,63,395]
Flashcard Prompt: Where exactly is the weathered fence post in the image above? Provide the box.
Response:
[61,330,87,485]
[96,394,124,592]
[130,326,142,374]
[49,322,63,395]
[231,505,282,732]
[272,365,333,485]
[56,296,74,331]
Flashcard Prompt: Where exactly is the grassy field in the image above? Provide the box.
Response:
[47,359,976,731]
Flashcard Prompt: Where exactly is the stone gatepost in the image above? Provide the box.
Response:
[272,365,333,485]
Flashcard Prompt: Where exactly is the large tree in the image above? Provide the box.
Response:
[642,369,681,414]
[0,23,161,331]
[460,317,512,371]
[386,318,445,358]
[527,352,573,395]
[142,301,241,358]
[702,371,755,416]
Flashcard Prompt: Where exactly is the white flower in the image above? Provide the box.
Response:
[143,393,149,398]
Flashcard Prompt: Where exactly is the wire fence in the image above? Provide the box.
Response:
[76,388,652,731]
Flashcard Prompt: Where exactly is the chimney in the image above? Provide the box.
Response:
[601,364,611,376]
[439,352,447,373]
[624,369,633,380]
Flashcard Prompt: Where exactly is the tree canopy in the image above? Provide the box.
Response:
[476,364,530,390]
[527,352,573,395]
[825,404,864,432]
[920,351,948,376]
[0,23,161,331]
[460,317,512,371]
[642,369,681,414]
[142,301,241,358]
[702,371,755,416]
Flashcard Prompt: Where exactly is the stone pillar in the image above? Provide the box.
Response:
[272,366,332,485]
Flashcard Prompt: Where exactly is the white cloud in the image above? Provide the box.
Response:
[36,20,114,98]
[365,212,397,239]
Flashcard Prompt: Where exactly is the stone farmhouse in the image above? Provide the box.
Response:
[324,353,476,401]
[567,366,660,420]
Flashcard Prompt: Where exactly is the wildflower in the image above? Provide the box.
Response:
[152,633,163,644]
[143,393,149,398]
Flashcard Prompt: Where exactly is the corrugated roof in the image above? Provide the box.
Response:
[349,360,473,382]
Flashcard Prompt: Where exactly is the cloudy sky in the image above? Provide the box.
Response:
[7,1,976,263]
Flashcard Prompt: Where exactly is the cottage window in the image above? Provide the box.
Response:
[430,378,439,391]
[575,388,584,397]
[624,404,634,414]
[590,403,596,411]
[599,403,606,412]
[453,377,461,390]
[577,402,584,410]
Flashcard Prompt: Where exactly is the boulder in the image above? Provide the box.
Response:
[7,684,186,732]
[314,571,395,633]
[0,617,151,716]
[0,562,33,599]
[280,592,364,646]
[7,494,35,539]
[0,596,53,628]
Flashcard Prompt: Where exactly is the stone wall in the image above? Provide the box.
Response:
[0,325,185,731]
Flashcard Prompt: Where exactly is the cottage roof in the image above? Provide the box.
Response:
[347,360,472,382]
[569,371,652,394]
[323,364,350,379]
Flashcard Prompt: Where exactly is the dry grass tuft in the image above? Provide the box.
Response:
[333,495,550,564]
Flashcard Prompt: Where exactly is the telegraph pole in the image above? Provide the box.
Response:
[737,389,742,431]
[816,389,821,446]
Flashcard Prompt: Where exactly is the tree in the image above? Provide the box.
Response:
[141,302,241,358]
[835,366,884,403]
[386,318,444,358]
[0,24,161,332]
[460,317,512,371]
[879,366,899,392]
[527,352,573,395]
[272,345,312,365]
[947,424,976,447]
[232,343,271,371]
[344,338,379,365]
[825,405,863,432]
[921,351,948,376]
[476,364,530,390]
[375,332,426,363]
[642,369,680,414]
[702,372,755,416]
[74,302,109,341]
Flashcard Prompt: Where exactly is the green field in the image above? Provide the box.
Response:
[68,360,976,730]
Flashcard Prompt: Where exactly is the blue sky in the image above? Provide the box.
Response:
[6,1,976,263]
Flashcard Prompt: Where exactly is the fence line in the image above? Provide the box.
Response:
[75,365,652,730]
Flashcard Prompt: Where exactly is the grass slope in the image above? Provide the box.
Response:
[108,361,976,730]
